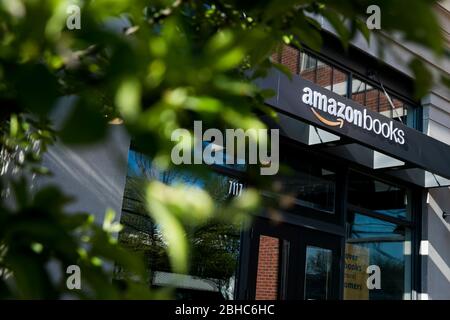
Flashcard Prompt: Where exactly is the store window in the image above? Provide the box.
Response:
[300,52,317,71]
[304,246,333,300]
[298,51,317,82]
[283,166,336,213]
[351,77,408,124]
[332,67,348,96]
[116,150,242,299]
[347,171,410,220]
[298,51,348,96]
[351,77,366,105]
[264,162,337,214]
[345,172,412,300]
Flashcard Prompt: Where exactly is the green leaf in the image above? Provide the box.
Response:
[59,97,108,145]
[16,64,59,116]
[10,113,19,137]
[207,30,234,53]
[409,58,433,99]
[184,96,222,113]
[214,47,245,71]
[115,77,142,121]
[5,253,56,299]
[145,181,189,274]
[290,25,322,52]
[102,208,123,234]
[355,18,371,44]
[441,75,450,89]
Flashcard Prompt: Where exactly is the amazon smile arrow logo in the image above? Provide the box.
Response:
[301,86,406,145]
[310,108,344,128]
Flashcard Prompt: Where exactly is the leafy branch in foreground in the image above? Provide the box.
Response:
[0,0,447,298]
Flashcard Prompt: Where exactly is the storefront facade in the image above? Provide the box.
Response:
[114,37,449,299]
[117,127,421,300]
[116,78,422,300]
[37,7,450,300]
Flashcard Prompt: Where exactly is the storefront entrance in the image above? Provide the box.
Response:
[233,140,417,300]
[121,143,418,300]
[247,218,341,300]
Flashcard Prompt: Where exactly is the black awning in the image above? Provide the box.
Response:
[256,69,450,188]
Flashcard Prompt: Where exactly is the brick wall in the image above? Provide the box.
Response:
[255,235,279,300]
[276,45,349,90]
[366,89,379,112]
[300,69,316,82]
[315,65,332,87]
[333,68,347,84]
[352,92,365,105]
[280,45,299,74]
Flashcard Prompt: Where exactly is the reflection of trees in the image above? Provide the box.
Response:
[305,249,331,300]
[369,243,404,300]
[349,214,407,300]
[187,170,239,297]
[133,151,196,185]
[117,151,240,299]
[306,249,331,275]
[189,222,240,295]
[346,240,405,300]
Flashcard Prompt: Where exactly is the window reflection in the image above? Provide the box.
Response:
[348,171,409,220]
[332,68,348,96]
[351,77,366,105]
[117,150,241,300]
[346,171,411,300]
[350,78,409,123]
[299,51,317,83]
[281,168,336,213]
[392,97,406,122]
[314,60,333,90]
[345,213,411,300]
[202,141,247,172]
[299,50,348,97]
[349,213,405,239]
[378,90,390,117]
[265,164,336,214]
[304,246,333,300]
[365,84,379,113]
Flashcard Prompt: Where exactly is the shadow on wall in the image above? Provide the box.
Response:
[426,187,450,299]
[36,125,130,222]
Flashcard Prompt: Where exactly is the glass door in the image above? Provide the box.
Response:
[247,217,341,300]
[299,228,341,300]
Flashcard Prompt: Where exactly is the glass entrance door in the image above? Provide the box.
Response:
[247,217,341,300]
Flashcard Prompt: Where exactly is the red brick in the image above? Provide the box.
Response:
[255,236,279,300]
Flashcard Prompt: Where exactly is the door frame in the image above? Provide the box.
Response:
[244,217,343,300]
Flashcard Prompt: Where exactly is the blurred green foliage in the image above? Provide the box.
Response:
[0,0,447,299]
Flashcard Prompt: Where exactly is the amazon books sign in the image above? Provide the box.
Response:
[301,86,405,145]
[258,71,411,150]
[255,69,450,182]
